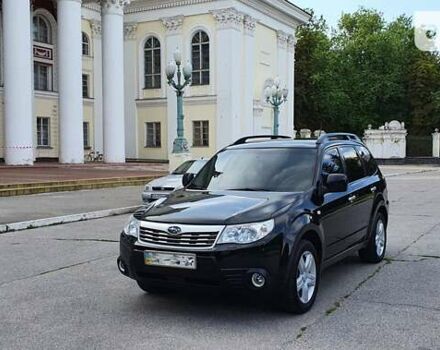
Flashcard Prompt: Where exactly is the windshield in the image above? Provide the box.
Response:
[186,160,207,174]
[188,148,317,192]
[172,160,195,175]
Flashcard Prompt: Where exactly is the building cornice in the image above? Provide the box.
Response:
[124,0,214,14]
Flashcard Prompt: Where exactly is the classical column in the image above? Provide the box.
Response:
[91,20,103,154]
[212,8,244,148]
[242,15,257,136]
[3,0,34,165]
[277,30,289,135]
[101,0,130,163]
[287,35,296,136]
[161,15,184,157]
[57,0,84,163]
[124,23,138,159]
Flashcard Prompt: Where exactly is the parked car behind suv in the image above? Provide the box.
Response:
[141,159,207,203]
[119,134,388,313]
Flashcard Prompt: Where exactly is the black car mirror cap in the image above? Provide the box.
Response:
[182,172,195,187]
[326,173,348,193]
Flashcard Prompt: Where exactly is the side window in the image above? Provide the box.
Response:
[356,146,378,176]
[339,146,365,182]
[322,148,344,176]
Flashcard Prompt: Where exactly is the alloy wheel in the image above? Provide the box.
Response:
[296,251,317,304]
[375,219,385,256]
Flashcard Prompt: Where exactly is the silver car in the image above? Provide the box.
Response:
[142,159,207,203]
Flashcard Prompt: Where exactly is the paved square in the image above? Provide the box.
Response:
[0,166,439,349]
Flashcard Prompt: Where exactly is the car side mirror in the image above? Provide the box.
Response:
[182,173,195,187]
[326,173,348,193]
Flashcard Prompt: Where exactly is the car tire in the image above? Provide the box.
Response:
[137,280,170,294]
[359,212,387,263]
[281,240,320,314]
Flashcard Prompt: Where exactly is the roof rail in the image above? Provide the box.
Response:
[231,135,291,146]
[316,133,362,144]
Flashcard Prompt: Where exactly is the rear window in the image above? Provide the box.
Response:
[339,146,365,182]
[356,146,378,176]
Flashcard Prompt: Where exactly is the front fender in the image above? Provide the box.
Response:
[278,213,325,287]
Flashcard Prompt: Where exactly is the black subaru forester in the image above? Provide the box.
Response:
[118,134,388,314]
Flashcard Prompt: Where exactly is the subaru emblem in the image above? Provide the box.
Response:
[167,226,182,235]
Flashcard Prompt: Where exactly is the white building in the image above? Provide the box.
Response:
[0,0,309,165]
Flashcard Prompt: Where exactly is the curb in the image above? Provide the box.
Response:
[385,168,440,178]
[0,206,139,234]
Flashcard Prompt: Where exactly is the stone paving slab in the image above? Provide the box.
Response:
[0,162,168,185]
[0,186,145,225]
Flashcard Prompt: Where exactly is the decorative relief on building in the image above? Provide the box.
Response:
[287,34,297,52]
[33,45,53,60]
[211,7,244,30]
[124,23,138,40]
[161,15,184,33]
[90,20,102,38]
[243,15,257,36]
[277,30,289,49]
[99,0,131,15]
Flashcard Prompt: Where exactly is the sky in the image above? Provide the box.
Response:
[293,0,440,28]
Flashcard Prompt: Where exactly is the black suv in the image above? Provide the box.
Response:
[118,134,388,313]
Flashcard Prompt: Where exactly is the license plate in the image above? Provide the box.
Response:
[144,250,196,270]
[151,193,167,199]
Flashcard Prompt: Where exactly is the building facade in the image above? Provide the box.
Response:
[0,0,309,165]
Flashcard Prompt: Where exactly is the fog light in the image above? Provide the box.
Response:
[251,272,266,288]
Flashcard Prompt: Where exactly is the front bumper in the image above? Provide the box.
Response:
[119,232,284,294]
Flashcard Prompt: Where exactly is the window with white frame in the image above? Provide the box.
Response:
[82,32,90,56]
[83,122,90,148]
[82,74,89,98]
[144,37,161,89]
[145,122,161,148]
[34,62,52,91]
[37,117,50,147]
[191,31,210,86]
[33,15,51,44]
[193,120,209,147]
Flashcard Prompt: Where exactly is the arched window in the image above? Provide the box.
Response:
[144,37,161,89]
[82,32,90,56]
[33,15,50,44]
[191,31,209,86]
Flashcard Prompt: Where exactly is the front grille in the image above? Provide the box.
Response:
[139,227,219,248]
[152,186,175,191]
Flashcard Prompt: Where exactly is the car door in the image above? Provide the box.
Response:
[319,147,350,259]
[338,146,372,250]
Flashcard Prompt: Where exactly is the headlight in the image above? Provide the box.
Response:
[124,216,140,238]
[144,184,151,191]
[217,219,275,245]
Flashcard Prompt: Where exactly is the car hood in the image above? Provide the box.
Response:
[134,189,304,225]
[147,174,183,189]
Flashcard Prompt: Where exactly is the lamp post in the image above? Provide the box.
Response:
[166,49,193,153]
[264,77,288,135]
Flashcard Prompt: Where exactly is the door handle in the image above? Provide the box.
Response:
[348,195,357,203]
[370,186,377,193]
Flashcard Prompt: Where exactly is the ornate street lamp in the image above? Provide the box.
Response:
[166,49,193,153]
[264,77,289,135]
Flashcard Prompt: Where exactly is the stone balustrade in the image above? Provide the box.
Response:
[363,120,407,159]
